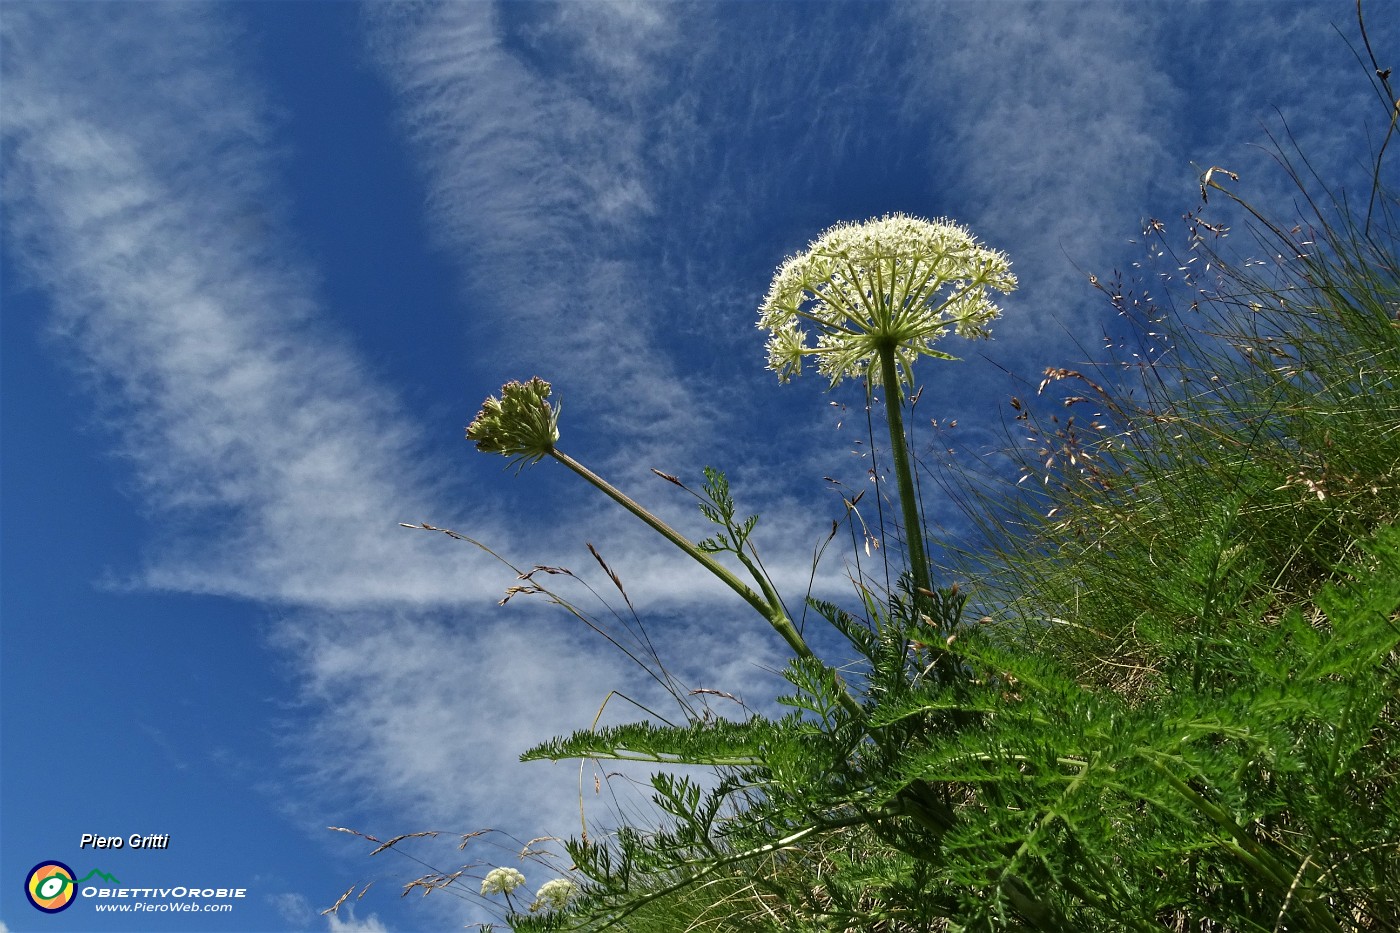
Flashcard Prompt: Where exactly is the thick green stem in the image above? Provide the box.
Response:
[876,345,933,598]
[548,449,864,715]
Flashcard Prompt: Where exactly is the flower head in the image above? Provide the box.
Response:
[758,214,1016,393]
[480,867,526,896]
[466,377,560,470]
[530,878,578,912]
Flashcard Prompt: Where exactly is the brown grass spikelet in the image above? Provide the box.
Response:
[321,885,353,917]
[587,542,633,610]
[402,870,464,898]
[456,829,490,850]
[368,830,440,856]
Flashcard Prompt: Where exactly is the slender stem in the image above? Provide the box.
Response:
[550,449,775,622]
[876,345,933,598]
[548,448,863,714]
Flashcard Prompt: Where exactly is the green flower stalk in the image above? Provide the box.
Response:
[759,214,1016,596]
[467,380,847,708]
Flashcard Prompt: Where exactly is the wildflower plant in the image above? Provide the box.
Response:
[760,215,1015,598]
[464,210,1045,930]
[351,14,1398,932]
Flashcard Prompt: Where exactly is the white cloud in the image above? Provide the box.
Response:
[274,596,791,930]
[325,904,390,933]
[362,2,720,475]
[1,13,681,927]
[272,592,790,825]
[893,2,1182,347]
[269,891,318,928]
[1,4,503,609]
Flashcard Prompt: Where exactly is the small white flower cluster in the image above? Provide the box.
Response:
[480,867,525,896]
[759,213,1016,391]
[479,868,577,913]
[531,878,578,912]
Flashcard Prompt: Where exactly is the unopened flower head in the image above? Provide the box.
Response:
[531,878,578,912]
[481,867,526,896]
[758,214,1016,393]
[466,377,560,470]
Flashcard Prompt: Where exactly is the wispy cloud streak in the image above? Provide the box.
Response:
[1,13,804,925]
[364,2,709,473]
[2,3,497,608]
[891,2,1181,350]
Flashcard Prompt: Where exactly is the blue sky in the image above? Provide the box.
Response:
[2,2,1393,930]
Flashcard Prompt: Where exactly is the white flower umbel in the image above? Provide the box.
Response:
[758,214,1016,395]
[530,878,578,912]
[480,866,526,897]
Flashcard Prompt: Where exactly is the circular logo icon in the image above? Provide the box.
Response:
[26,861,78,913]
